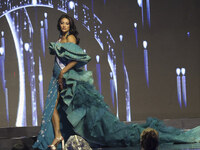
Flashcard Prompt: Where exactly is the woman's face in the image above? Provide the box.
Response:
[60,18,70,34]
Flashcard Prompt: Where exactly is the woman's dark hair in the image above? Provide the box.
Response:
[57,14,80,44]
[140,128,159,150]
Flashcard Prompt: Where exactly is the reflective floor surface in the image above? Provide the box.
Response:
[94,143,200,150]
[0,136,200,150]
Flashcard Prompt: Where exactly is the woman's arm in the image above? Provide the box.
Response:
[60,61,78,75]
[58,61,78,90]
[58,35,77,90]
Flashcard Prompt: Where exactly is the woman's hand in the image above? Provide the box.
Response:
[58,71,64,90]
[57,61,78,91]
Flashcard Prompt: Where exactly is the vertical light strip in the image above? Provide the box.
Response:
[6,13,26,127]
[109,72,115,108]
[24,8,38,126]
[73,1,78,20]
[146,0,151,27]
[94,14,104,50]
[176,68,182,108]
[96,55,101,94]
[122,49,131,122]
[134,23,138,48]
[123,65,131,121]
[44,12,48,41]
[39,57,44,112]
[0,32,9,124]
[181,68,187,107]
[108,53,119,118]
[137,0,144,26]
[40,21,45,57]
[143,41,149,88]
[83,49,87,71]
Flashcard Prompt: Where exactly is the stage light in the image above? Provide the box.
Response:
[38,74,43,82]
[143,42,149,87]
[110,72,113,78]
[1,31,4,36]
[119,34,123,42]
[96,55,101,94]
[0,47,4,55]
[146,0,151,27]
[137,0,143,7]
[176,68,181,76]
[134,22,137,28]
[32,0,37,5]
[96,55,100,63]
[143,40,147,49]
[181,68,186,75]
[0,0,122,127]
[69,1,75,9]
[181,68,187,107]
[24,43,29,52]
[83,49,87,71]
[40,20,43,27]
[187,32,190,37]
[134,23,138,48]
[44,12,47,18]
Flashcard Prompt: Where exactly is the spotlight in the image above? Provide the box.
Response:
[38,74,43,81]
[40,21,43,27]
[134,22,137,28]
[137,0,143,7]
[32,0,37,5]
[44,12,47,18]
[110,72,113,78]
[96,55,100,63]
[1,31,4,36]
[0,47,4,55]
[143,41,147,49]
[24,43,30,52]
[187,32,190,37]
[181,68,186,75]
[68,1,75,9]
[119,34,123,42]
[176,68,181,76]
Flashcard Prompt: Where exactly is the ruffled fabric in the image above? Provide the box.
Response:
[49,42,91,68]
[72,81,141,146]
[33,42,200,150]
[33,42,94,150]
[32,76,59,149]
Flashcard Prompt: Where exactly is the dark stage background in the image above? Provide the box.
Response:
[0,0,200,128]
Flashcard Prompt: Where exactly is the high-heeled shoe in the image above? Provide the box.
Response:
[48,144,56,150]
[48,136,65,150]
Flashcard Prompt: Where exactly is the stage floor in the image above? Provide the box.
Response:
[0,136,200,150]
[94,143,200,150]
[1,118,200,150]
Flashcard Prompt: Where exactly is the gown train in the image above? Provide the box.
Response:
[33,42,200,150]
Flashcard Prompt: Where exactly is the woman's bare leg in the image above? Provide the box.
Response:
[50,92,62,145]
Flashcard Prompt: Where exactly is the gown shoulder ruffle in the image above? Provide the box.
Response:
[33,42,200,150]
[49,42,91,69]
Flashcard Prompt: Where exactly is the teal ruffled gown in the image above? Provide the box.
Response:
[33,42,200,150]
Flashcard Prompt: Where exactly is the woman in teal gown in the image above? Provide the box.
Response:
[33,14,200,150]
